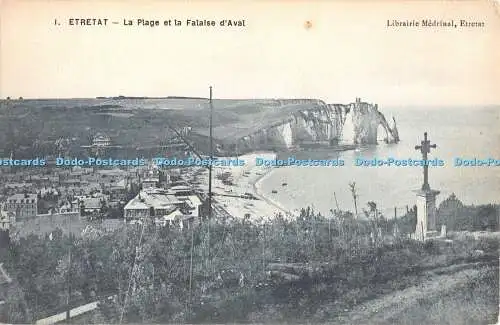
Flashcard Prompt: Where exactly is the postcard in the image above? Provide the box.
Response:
[0,1,499,324]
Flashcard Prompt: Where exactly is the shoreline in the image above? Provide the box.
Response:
[194,151,294,221]
[251,165,297,218]
[192,144,364,221]
[251,167,293,217]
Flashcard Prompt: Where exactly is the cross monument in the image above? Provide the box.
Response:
[415,132,437,191]
[414,132,440,240]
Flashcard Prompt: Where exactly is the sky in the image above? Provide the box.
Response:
[1,0,499,106]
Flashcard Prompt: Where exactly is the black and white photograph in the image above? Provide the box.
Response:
[0,1,499,324]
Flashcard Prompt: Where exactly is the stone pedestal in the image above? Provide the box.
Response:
[414,189,440,241]
[393,223,400,237]
[440,225,447,237]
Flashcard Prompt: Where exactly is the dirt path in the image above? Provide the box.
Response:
[334,263,498,325]
[0,263,12,283]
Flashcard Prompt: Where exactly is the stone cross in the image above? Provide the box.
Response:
[415,132,437,191]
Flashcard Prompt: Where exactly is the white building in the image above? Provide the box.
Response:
[80,197,102,213]
[156,210,196,229]
[141,162,160,189]
[153,188,202,229]
[59,201,80,214]
[124,188,182,220]
[142,177,159,189]
[0,208,10,231]
[92,132,111,147]
[123,187,202,224]
[5,193,38,219]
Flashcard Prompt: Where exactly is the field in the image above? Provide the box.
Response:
[0,98,324,156]
[334,264,498,325]
[3,208,499,324]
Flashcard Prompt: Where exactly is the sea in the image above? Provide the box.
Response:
[259,107,500,217]
[6,99,498,218]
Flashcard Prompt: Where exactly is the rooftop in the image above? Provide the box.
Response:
[97,168,126,176]
[124,188,183,210]
[143,177,159,182]
[169,185,192,192]
[110,179,127,189]
[5,183,33,188]
[7,193,37,202]
[93,132,110,140]
[158,208,197,222]
[81,198,101,209]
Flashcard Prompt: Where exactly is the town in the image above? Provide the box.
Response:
[0,131,215,240]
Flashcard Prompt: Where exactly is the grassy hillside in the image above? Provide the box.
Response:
[0,98,323,156]
[3,209,498,324]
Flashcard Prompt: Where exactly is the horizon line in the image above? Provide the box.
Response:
[1,96,499,108]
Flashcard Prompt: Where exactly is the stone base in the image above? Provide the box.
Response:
[424,230,440,240]
[411,230,446,241]
[413,188,440,241]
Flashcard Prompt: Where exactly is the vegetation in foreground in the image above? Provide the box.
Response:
[405,267,498,325]
[2,205,499,324]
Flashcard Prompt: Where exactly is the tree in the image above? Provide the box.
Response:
[473,205,498,231]
[79,201,85,217]
[100,200,108,215]
[349,182,359,218]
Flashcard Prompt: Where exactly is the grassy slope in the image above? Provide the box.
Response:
[196,102,324,140]
[239,234,500,324]
[0,99,325,153]
[334,264,498,325]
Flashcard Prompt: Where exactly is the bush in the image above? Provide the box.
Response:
[424,239,441,255]
[476,237,499,254]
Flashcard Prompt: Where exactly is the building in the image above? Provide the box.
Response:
[90,132,112,156]
[123,187,202,225]
[92,132,111,147]
[141,162,160,189]
[5,193,38,219]
[0,208,10,249]
[0,209,10,231]
[80,197,102,214]
[154,187,202,228]
[166,185,195,196]
[124,188,182,221]
[59,200,80,214]
[157,209,196,230]
[142,176,159,189]
[108,179,129,202]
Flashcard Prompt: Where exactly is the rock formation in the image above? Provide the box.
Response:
[206,98,399,155]
[351,99,400,145]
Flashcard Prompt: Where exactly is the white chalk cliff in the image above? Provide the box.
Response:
[209,98,399,154]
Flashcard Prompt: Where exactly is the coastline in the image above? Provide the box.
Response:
[192,143,365,221]
[251,164,297,218]
[194,151,293,221]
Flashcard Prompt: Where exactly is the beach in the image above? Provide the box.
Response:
[194,152,296,221]
[252,108,500,216]
[193,106,500,220]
